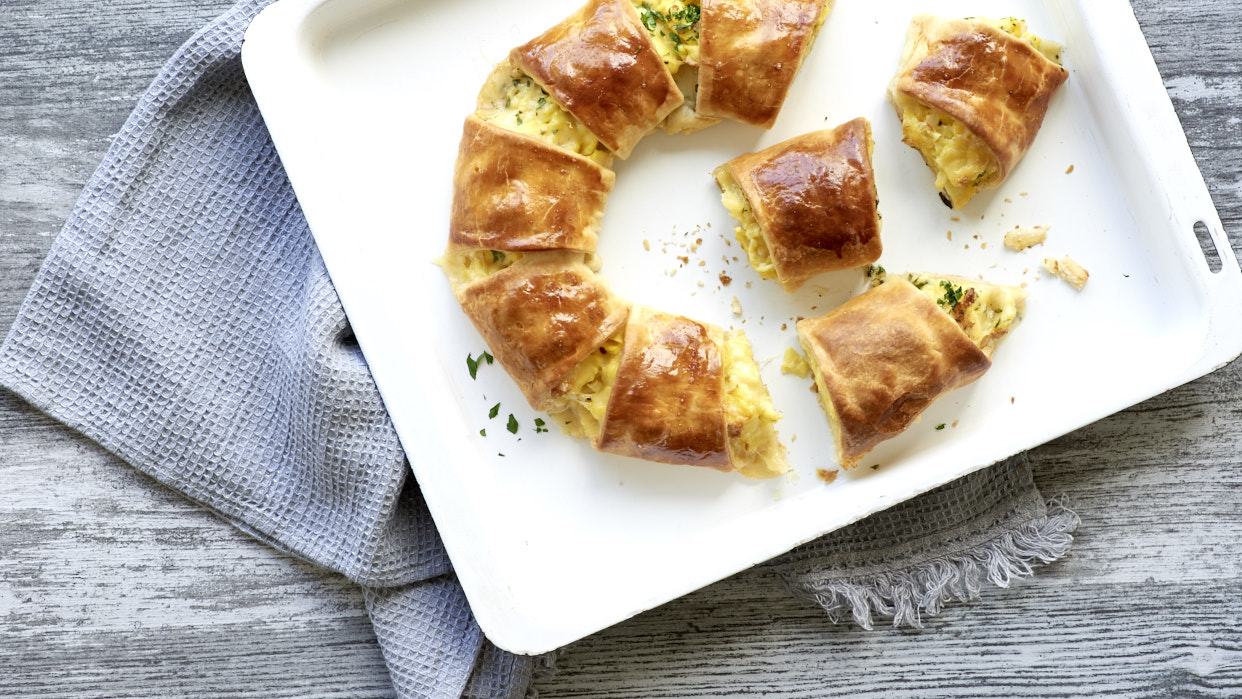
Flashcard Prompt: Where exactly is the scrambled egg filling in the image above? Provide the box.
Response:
[714,167,777,281]
[798,334,853,468]
[546,330,625,443]
[477,66,612,167]
[983,17,1064,64]
[896,95,1000,209]
[632,1,701,72]
[438,249,523,288]
[905,273,1025,357]
[898,18,1061,209]
[780,347,811,378]
[722,331,787,479]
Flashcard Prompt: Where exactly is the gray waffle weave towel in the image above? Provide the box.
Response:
[0,1,1077,696]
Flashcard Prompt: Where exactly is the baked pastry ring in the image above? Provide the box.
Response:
[889,15,1068,208]
[714,117,882,291]
[698,0,833,128]
[797,274,1024,468]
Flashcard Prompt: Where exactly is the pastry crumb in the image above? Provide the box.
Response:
[1066,164,1075,174]
[719,272,732,286]
[642,239,650,251]
[731,296,743,316]
[1004,224,1049,251]
[1043,255,1089,290]
[816,469,838,484]
[947,230,953,241]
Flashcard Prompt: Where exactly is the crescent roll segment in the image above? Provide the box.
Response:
[716,118,882,292]
[889,15,1068,208]
[455,252,631,410]
[697,0,832,129]
[597,307,787,477]
[796,277,991,469]
[449,116,614,255]
[511,0,684,159]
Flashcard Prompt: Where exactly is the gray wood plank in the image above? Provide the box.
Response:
[1,0,1239,697]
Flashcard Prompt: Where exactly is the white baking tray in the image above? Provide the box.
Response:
[242,0,1242,654]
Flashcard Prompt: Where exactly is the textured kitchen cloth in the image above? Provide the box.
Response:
[0,0,1077,696]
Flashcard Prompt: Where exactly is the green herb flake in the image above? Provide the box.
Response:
[491,250,504,263]
[507,414,519,434]
[684,4,700,23]
[479,428,487,437]
[870,464,880,471]
[936,424,946,431]
[467,353,480,380]
[489,403,501,419]
[939,280,964,308]
[534,417,548,434]
[482,351,494,365]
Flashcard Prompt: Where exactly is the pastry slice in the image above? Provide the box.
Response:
[889,15,1068,208]
[448,115,614,256]
[453,252,631,410]
[797,273,1024,468]
[510,0,684,159]
[591,306,787,478]
[715,118,882,292]
[697,0,833,128]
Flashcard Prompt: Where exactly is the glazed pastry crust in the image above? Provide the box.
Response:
[597,307,732,470]
[449,115,614,254]
[796,277,991,468]
[698,0,830,128]
[722,117,882,291]
[510,0,683,159]
[889,14,1069,182]
[455,252,631,410]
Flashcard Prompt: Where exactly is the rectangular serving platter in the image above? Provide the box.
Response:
[242,0,1242,654]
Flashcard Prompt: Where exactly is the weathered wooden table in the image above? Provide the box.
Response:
[3,1,1240,696]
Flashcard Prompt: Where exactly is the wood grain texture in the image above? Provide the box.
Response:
[1,1,1240,697]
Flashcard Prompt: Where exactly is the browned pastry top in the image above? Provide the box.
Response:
[597,307,732,470]
[724,117,882,291]
[449,115,615,254]
[510,0,683,159]
[697,0,829,128]
[455,253,631,410]
[797,277,991,468]
[891,15,1069,180]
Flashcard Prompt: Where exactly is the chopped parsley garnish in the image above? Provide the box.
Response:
[479,428,487,437]
[683,4,700,24]
[936,424,946,431]
[507,414,519,434]
[537,96,546,108]
[939,280,965,308]
[870,464,880,470]
[534,417,548,434]
[515,114,523,126]
[639,6,660,31]
[489,403,501,419]
[491,250,504,263]
[467,353,480,379]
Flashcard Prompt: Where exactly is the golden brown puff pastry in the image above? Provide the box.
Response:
[596,307,732,471]
[510,0,684,159]
[796,277,990,469]
[697,0,832,129]
[716,117,882,291]
[449,115,614,254]
[889,15,1068,208]
[455,252,631,410]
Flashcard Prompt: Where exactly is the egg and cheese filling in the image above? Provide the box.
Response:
[477,66,612,168]
[797,333,852,468]
[546,330,625,443]
[632,1,701,72]
[714,167,777,282]
[905,273,1025,357]
[897,18,1061,209]
[438,249,523,288]
[722,331,788,479]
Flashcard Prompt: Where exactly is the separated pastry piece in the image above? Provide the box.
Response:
[475,59,613,168]
[876,268,1028,359]
[447,115,614,264]
[798,274,1025,468]
[715,118,882,292]
[586,306,787,478]
[697,0,833,129]
[511,0,683,159]
[624,0,722,135]
[889,15,1068,209]
[453,252,631,410]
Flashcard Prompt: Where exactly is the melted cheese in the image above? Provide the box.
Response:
[632,1,701,73]
[714,167,777,281]
[895,95,1000,209]
[437,249,523,288]
[546,330,625,442]
[905,273,1026,357]
[476,65,612,168]
[722,331,787,479]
